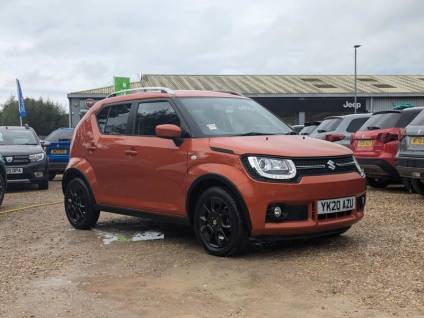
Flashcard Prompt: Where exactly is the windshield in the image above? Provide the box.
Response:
[178,97,292,137]
[315,118,342,133]
[299,125,318,135]
[45,129,74,142]
[0,129,38,145]
[359,112,400,130]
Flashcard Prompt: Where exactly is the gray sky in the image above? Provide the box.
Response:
[1,0,423,110]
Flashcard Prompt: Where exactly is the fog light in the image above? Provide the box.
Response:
[273,206,282,218]
[34,172,44,178]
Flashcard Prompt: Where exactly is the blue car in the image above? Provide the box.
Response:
[43,128,74,180]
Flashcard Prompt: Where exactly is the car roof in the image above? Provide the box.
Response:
[0,126,33,130]
[323,116,344,120]
[373,107,424,115]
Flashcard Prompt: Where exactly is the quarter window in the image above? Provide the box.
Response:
[135,101,180,136]
[99,104,132,135]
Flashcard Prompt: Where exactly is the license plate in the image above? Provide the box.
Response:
[317,197,355,214]
[6,167,23,174]
[410,137,424,145]
[51,149,67,154]
[358,140,374,147]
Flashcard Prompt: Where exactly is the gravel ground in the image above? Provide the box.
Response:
[0,179,423,317]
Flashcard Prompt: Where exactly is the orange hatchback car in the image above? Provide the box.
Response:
[63,87,366,256]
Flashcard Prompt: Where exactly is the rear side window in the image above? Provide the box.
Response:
[409,109,424,126]
[360,112,400,130]
[346,117,369,133]
[135,101,180,136]
[396,110,421,128]
[45,129,74,142]
[96,104,132,135]
[316,118,342,133]
[299,125,317,135]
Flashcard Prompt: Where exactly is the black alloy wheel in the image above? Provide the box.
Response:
[194,187,248,256]
[64,178,99,229]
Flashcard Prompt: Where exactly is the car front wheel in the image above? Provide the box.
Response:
[366,177,391,188]
[194,187,249,257]
[64,178,99,229]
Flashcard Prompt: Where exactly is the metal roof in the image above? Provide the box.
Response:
[68,75,424,98]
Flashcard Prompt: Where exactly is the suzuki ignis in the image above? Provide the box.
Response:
[63,88,366,256]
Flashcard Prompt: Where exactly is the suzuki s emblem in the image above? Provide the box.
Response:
[327,160,336,170]
[5,157,12,163]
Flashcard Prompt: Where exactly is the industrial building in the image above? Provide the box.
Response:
[67,74,424,127]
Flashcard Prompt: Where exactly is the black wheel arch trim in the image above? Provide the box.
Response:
[186,173,252,232]
[62,168,97,205]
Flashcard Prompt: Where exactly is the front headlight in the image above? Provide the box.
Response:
[29,152,45,162]
[353,156,365,177]
[246,156,296,180]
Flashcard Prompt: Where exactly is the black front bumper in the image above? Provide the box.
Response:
[396,157,424,180]
[357,158,399,179]
[6,160,48,184]
[48,161,68,173]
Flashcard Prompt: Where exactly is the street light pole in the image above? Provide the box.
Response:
[354,44,361,114]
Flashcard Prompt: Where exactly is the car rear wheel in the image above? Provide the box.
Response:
[49,172,57,181]
[411,179,424,196]
[0,174,5,206]
[366,177,391,188]
[64,178,99,229]
[194,187,249,257]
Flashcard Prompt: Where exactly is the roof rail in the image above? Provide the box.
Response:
[107,87,175,98]
[215,90,244,96]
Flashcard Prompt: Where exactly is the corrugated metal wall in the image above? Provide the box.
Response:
[366,97,424,112]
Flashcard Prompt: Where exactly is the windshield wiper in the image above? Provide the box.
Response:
[317,129,327,133]
[367,126,380,130]
[284,131,297,135]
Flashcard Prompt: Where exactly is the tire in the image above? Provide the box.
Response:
[38,180,49,190]
[402,178,415,193]
[193,187,249,257]
[366,177,391,189]
[64,178,100,229]
[49,172,57,181]
[0,174,5,206]
[411,179,424,196]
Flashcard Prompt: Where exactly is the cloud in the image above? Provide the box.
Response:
[1,0,423,109]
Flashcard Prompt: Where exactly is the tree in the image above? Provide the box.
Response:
[0,97,68,137]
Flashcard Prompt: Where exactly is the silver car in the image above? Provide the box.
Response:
[310,113,372,148]
[396,108,424,195]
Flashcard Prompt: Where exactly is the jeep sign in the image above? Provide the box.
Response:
[343,101,361,109]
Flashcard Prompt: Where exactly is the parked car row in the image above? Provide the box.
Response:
[301,107,424,196]
[0,126,73,205]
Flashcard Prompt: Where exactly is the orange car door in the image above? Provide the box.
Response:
[122,100,188,216]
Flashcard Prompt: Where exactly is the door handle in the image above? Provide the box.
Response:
[125,149,138,156]
[86,143,97,152]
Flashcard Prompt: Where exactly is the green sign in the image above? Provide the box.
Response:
[114,76,131,95]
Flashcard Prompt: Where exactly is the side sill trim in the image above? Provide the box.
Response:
[96,205,190,226]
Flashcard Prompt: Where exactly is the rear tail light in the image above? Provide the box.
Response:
[377,132,399,143]
[325,133,345,142]
[399,128,406,141]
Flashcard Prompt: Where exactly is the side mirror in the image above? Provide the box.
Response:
[155,124,182,139]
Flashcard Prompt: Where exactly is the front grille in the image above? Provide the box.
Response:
[241,155,358,183]
[4,155,30,165]
[294,156,357,176]
[318,210,352,220]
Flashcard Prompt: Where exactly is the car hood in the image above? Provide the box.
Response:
[209,135,352,157]
[0,145,43,156]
